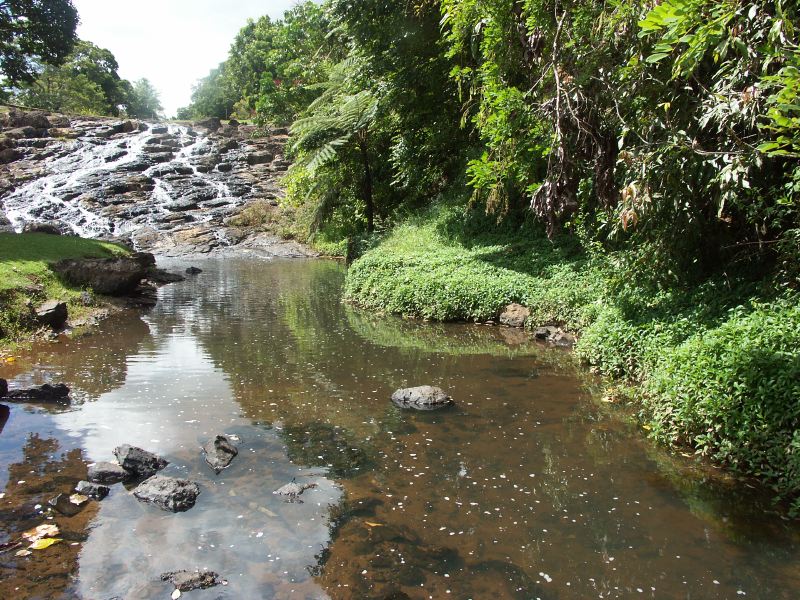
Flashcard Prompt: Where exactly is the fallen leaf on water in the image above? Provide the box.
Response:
[15,549,32,557]
[365,521,384,528]
[70,494,89,505]
[29,538,62,550]
[171,589,181,600]
[22,524,60,542]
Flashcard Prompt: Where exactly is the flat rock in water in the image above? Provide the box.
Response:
[113,444,168,478]
[87,461,130,484]
[391,386,454,411]
[48,493,86,516]
[4,383,70,404]
[185,266,203,275]
[133,475,199,512]
[160,570,222,592]
[274,481,318,503]
[203,435,238,473]
[75,480,110,499]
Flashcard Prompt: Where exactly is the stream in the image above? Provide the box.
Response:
[1,258,800,599]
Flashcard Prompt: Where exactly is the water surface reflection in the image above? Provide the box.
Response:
[1,258,799,599]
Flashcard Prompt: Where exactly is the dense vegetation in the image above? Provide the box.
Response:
[182,0,800,512]
[0,1,163,117]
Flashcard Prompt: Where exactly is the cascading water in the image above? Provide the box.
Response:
[1,120,263,251]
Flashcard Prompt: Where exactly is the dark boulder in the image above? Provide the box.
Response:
[53,253,155,295]
[4,383,70,404]
[113,444,168,478]
[0,378,7,397]
[160,570,222,592]
[3,110,51,129]
[0,147,22,164]
[391,386,454,411]
[203,435,238,473]
[193,117,221,132]
[185,267,203,275]
[75,480,110,500]
[150,125,169,135]
[147,269,185,284]
[533,326,576,348]
[87,461,130,484]
[110,120,135,134]
[35,300,68,330]
[48,492,87,516]
[133,475,200,512]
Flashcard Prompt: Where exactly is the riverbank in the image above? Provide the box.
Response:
[0,233,135,351]
[345,200,800,513]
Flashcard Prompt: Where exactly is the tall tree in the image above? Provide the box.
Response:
[127,78,163,119]
[0,0,79,84]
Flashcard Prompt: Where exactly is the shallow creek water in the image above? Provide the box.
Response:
[2,258,800,599]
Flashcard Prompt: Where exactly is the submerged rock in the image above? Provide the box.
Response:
[391,386,453,411]
[4,383,70,404]
[75,480,110,500]
[0,378,8,397]
[160,570,222,592]
[133,475,200,512]
[533,326,576,348]
[185,266,203,275]
[48,492,87,516]
[274,480,318,503]
[499,303,530,328]
[87,461,130,484]
[113,444,168,478]
[203,435,238,473]
[35,300,68,330]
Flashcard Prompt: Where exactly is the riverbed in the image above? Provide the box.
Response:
[1,258,799,599]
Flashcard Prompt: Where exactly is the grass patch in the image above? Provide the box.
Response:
[345,200,800,512]
[0,233,130,345]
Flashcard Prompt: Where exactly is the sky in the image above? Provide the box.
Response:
[73,0,305,118]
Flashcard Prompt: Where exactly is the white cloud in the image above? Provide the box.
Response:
[73,0,307,118]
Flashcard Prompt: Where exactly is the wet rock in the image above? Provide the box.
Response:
[48,492,86,516]
[110,120,135,134]
[4,383,70,404]
[53,253,154,295]
[533,326,576,348]
[47,115,71,128]
[219,139,239,152]
[150,125,169,135]
[133,475,200,512]
[185,267,203,275]
[2,109,51,129]
[75,480,110,500]
[216,162,233,172]
[391,386,454,411]
[147,269,185,284]
[35,300,68,330]
[0,213,14,233]
[113,444,168,478]
[23,221,65,235]
[87,461,130,484]
[203,435,238,473]
[160,570,222,592]
[6,126,48,139]
[247,151,274,166]
[0,147,22,164]
[104,149,128,162]
[499,303,530,328]
[274,480,318,503]
[0,378,7,397]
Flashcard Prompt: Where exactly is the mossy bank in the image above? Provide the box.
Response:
[0,233,130,350]
[344,201,800,513]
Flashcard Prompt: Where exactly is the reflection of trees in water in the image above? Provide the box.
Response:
[0,434,97,600]
[7,312,153,400]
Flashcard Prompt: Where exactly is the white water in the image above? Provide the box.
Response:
[2,124,240,241]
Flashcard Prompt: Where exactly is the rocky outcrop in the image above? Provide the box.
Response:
[2,382,70,404]
[53,253,155,295]
[203,435,238,473]
[391,386,454,411]
[133,475,200,512]
[87,461,131,484]
[23,221,66,235]
[113,444,168,478]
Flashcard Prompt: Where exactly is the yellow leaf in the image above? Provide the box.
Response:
[29,538,62,550]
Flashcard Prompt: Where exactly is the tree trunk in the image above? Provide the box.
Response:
[359,135,374,233]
